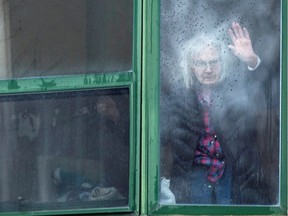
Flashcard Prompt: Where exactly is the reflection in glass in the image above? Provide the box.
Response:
[0,88,130,211]
[0,0,132,78]
[160,0,280,205]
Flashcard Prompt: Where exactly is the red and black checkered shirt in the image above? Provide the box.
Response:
[194,90,225,183]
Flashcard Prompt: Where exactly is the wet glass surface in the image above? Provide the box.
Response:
[159,0,281,205]
[0,88,130,211]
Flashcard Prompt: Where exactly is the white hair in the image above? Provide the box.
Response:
[179,31,234,88]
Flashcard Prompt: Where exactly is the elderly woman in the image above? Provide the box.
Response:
[160,22,269,205]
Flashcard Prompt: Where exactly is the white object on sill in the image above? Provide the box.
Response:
[159,177,176,205]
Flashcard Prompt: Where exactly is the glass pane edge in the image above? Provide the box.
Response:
[153,205,285,215]
[0,206,132,216]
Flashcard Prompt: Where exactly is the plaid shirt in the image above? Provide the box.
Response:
[194,91,225,183]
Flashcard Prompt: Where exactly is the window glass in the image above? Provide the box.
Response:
[160,0,281,205]
[0,0,132,79]
[0,88,130,212]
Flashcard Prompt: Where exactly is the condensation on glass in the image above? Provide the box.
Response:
[0,88,130,211]
[159,0,281,205]
[0,0,133,79]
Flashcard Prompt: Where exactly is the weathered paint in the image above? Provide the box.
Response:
[0,72,132,95]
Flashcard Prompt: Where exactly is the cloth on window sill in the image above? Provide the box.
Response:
[90,187,124,201]
[52,168,124,202]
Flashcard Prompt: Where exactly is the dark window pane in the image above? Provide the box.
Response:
[2,0,132,78]
[0,88,130,211]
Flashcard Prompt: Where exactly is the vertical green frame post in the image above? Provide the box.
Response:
[142,0,160,215]
[131,0,142,214]
[281,0,288,214]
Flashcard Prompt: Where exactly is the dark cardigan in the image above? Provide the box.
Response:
[161,84,270,204]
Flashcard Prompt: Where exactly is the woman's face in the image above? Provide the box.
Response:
[192,46,222,85]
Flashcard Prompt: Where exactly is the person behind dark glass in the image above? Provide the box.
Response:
[160,22,270,205]
[52,94,129,203]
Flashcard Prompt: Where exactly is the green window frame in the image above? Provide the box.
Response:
[0,0,142,215]
[142,0,287,215]
[0,0,287,215]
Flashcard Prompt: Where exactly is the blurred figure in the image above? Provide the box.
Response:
[161,22,270,204]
